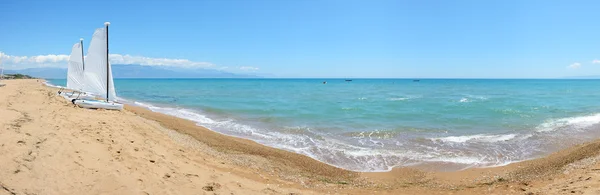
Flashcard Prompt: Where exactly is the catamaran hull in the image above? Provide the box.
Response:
[74,99,123,110]
[59,92,97,102]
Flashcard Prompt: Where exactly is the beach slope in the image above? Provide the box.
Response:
[2,79,600,194]
[0,80,322,194]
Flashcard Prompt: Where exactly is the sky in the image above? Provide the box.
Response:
[1,0,600,78]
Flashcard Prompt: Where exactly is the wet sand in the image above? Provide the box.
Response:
[2,79,600,194]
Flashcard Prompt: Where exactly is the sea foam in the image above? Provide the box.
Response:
[536,113,600,132]
[433,134,518,143]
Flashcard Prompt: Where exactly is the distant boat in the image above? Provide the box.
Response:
[413,80,420,82]
[73,22,123,110]
[345,79,352,82]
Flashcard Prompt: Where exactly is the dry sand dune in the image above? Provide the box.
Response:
[2,79,600,195]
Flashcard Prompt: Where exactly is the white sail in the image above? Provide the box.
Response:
[83,27,117,101]
[108,61,116,101]
[66,42,85,91]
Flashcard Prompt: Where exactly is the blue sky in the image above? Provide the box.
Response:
[1,0,600,78]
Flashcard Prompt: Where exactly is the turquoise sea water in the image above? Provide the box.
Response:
[47,79,600,171]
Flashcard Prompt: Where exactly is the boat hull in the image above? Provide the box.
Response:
[73,99,123,110]
[59,92,97,103]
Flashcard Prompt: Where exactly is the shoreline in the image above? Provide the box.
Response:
[3,79,600,194]
[46,78,600,173]
[46,79,521,173]
[126,100,537,174]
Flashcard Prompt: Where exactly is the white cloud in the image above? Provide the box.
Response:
[239,66,259,71]
[593,59,600,64]
[109,54,214,68]
[567,62,581,69]
[0,51,215,69]
[0,52,69,68]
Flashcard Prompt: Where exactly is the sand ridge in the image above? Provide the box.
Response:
[2,79,600,194]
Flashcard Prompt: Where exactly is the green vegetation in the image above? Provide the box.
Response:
[1,74,36,79]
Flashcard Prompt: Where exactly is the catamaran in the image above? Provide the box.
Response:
[73,22,123,110]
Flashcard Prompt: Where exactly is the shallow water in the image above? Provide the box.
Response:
[48,78,600,171]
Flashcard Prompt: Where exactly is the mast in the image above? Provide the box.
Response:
[80,38,85,71]
[105,22,110,101]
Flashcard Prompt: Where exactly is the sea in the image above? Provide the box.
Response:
[46,78,600,172]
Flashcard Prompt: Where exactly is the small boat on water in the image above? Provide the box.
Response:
[345,79,352,82]
[73,22,123,110]
[413,79,420,82]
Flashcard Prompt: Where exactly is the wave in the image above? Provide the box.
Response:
[459,95,488,103]
[388,97,411,101]
[388,95,421,101]
[535,113,600,132]
[133,101,215,124]
[432,134,518,143]
[43,81,63,88]
[459,98,470,103]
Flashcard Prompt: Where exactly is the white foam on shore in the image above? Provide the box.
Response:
[423,156,484,165]
[43,81,63,88]
[133,101,215,124]
[536,113,600,132]
[432,134,518,143]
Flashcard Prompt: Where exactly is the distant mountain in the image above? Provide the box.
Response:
[4,68,67,79]
[5,64,260,79]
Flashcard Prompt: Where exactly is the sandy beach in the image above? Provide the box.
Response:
[2,79,600,195]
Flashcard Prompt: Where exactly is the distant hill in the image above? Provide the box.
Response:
[1,74,35,79]
[4,68,66,79]
[5,64,260,79]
